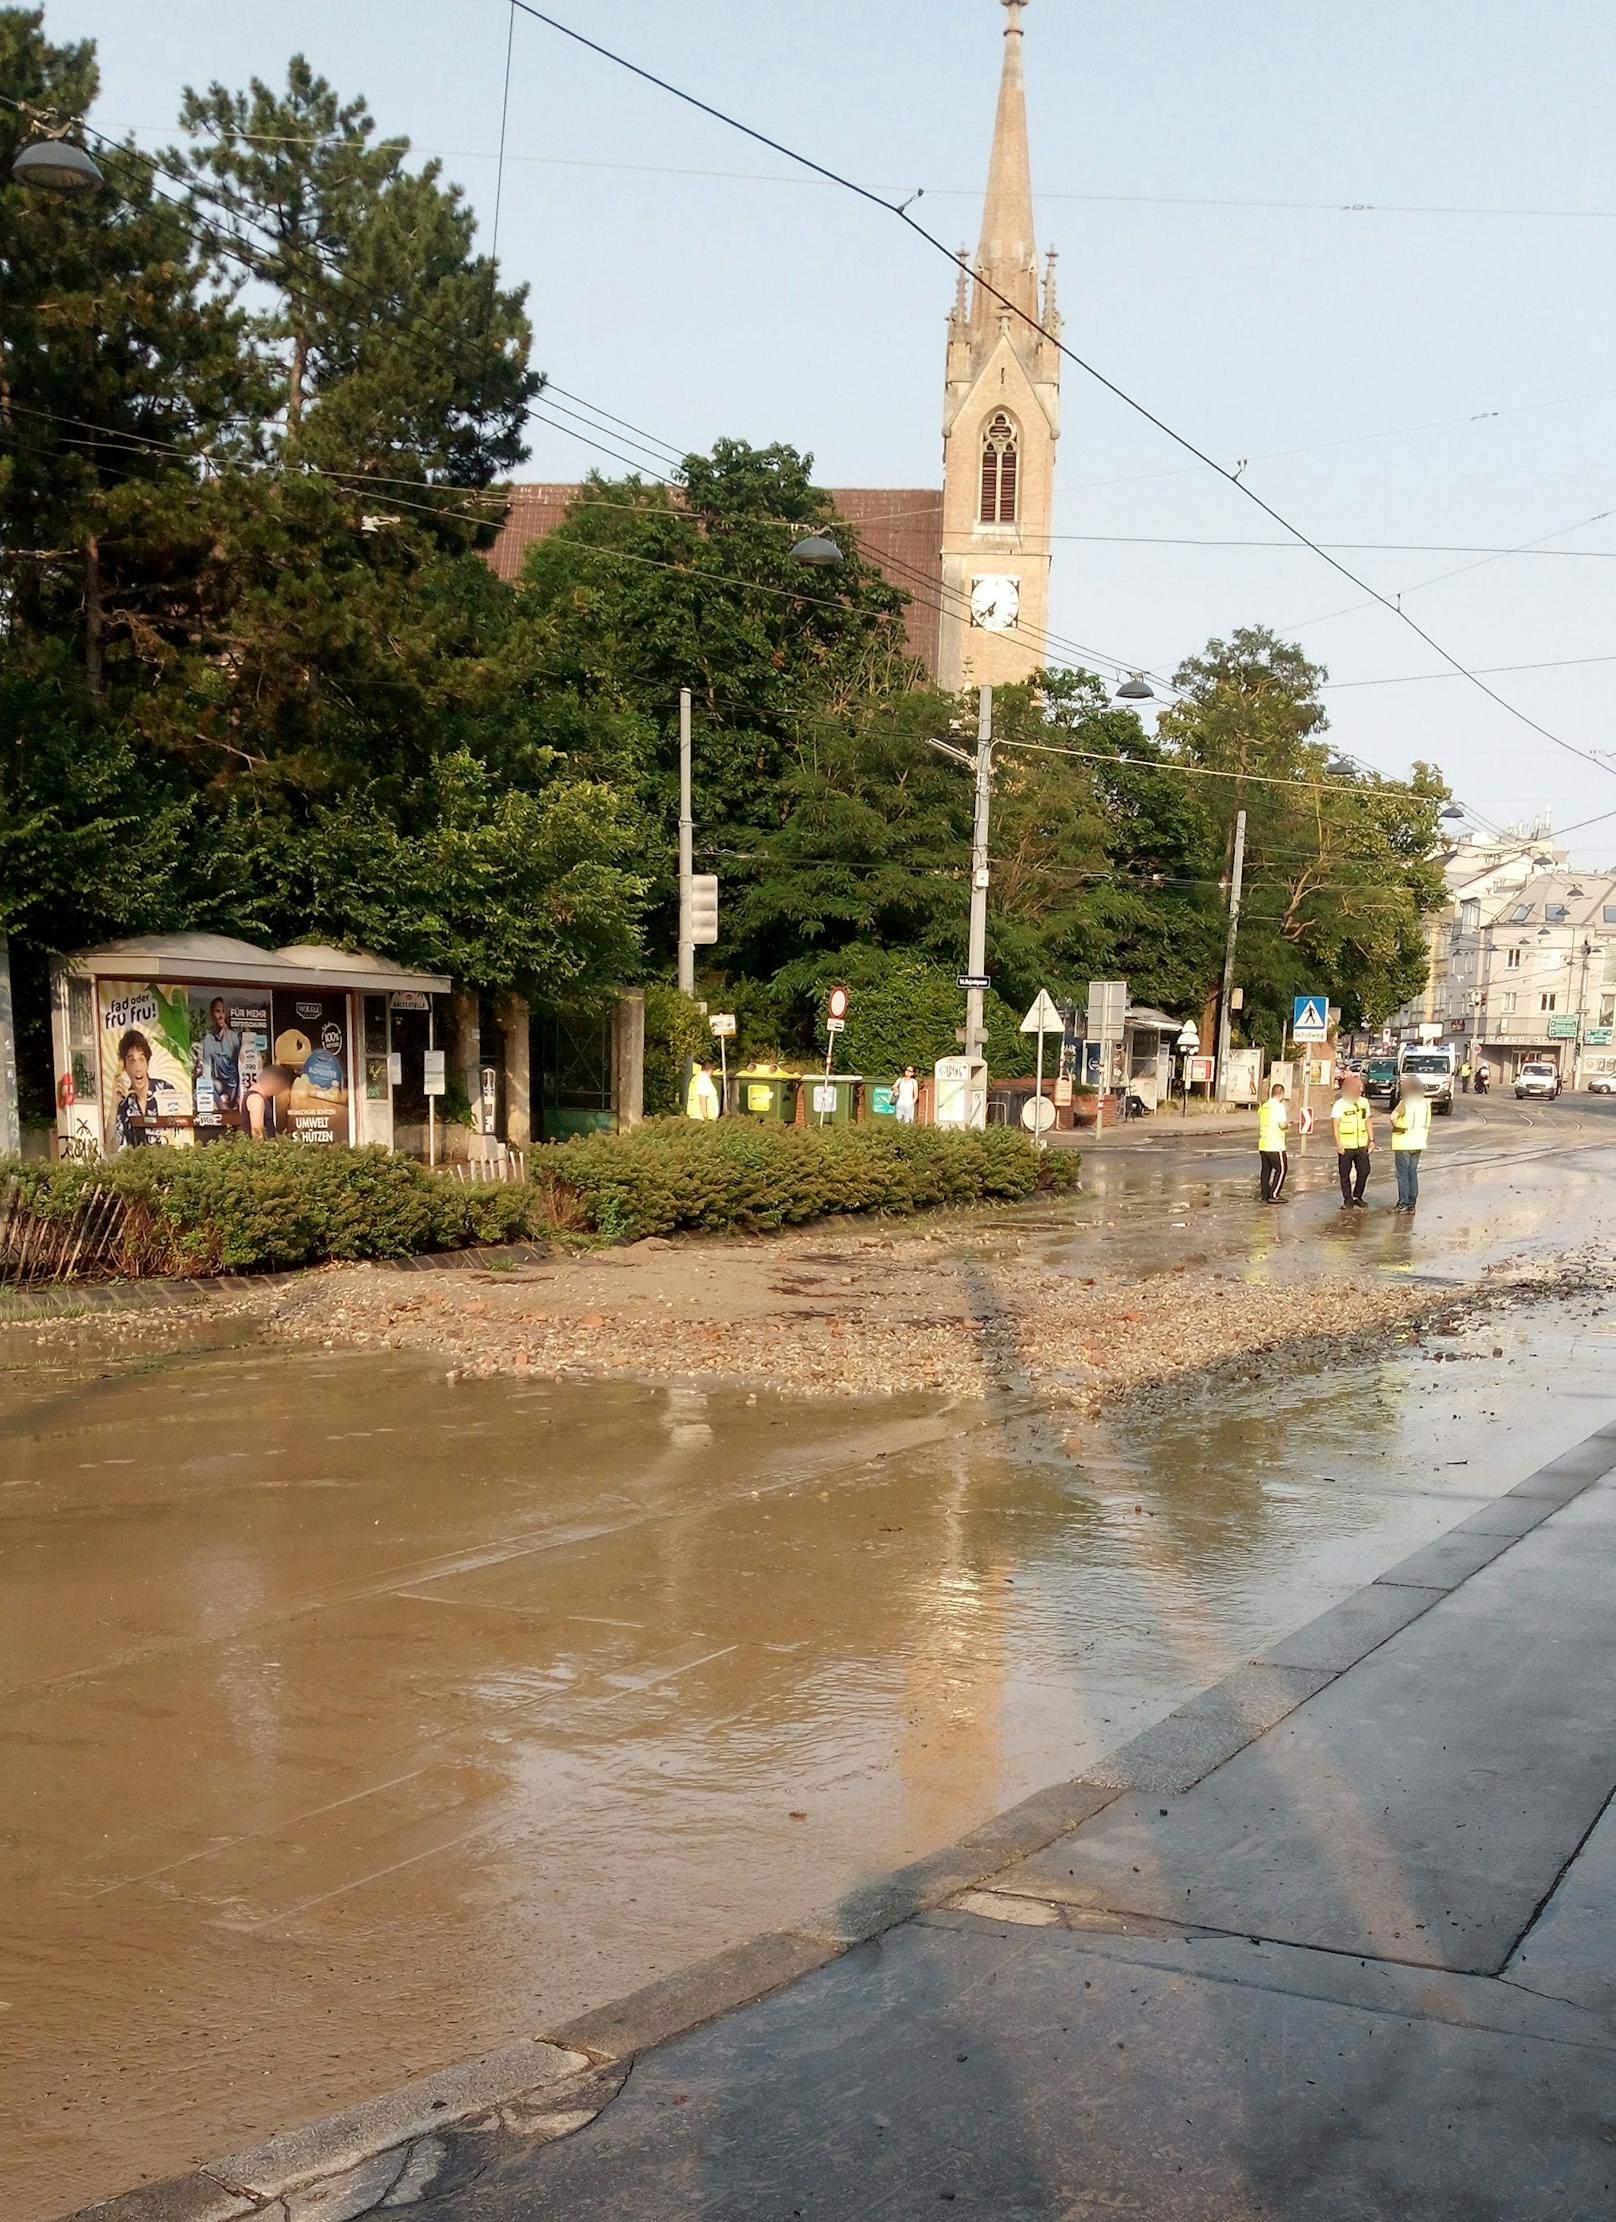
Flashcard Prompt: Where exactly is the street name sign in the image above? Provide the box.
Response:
[1020,989,1064,1034]
[959,973,992,992]
[1292,995,1329,1043]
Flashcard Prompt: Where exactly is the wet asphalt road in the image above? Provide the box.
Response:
[4,1096,1616,2217]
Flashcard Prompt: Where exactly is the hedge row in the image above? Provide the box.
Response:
[2,1124,1080,1278]
[540,1120,1081,1244]
[2,1142,532,1277]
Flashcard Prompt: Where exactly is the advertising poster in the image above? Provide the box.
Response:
[97,982,194,1151]
[269,990,352,1144]
[188,988,270,1140]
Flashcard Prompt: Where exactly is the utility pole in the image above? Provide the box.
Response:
[965,685,994,1062]
[1215,807,1247,1100]
[677,687,694,997]
[1573,936,1593,1089]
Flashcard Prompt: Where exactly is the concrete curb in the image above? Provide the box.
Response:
[65,1417,1616,2222]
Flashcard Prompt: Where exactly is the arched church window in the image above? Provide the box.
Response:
[979,411,1019,525]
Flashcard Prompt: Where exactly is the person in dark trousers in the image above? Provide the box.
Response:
[1257,1081,1289,1202]
[1330,1070,1374,1207]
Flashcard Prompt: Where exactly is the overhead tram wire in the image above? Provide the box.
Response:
[93,123,1616,224]
[1057,382,1616,503]
[12,97,684,518]
[38,102,1501,706]
[6,369,1601,845]
[509,3,1616,791]
[1,393,1505,823]
[0,107,1534,834]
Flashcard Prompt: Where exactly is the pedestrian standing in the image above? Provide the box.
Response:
[1391,1076,1431,1210]
[893,1065,920,1126]
[685,1059,721,1120]
[1257,1081,1289,1202]
[1459,1058,1472,1095]
[1331,1070,1374,1207]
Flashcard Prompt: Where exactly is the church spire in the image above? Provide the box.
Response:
[973,0,1039,327]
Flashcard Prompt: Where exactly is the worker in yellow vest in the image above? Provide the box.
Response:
[1256,1082,1289,1203]
[1330,1071,1374,1208]
[1391,1076,1432,1210]
[685,1059,721,1120]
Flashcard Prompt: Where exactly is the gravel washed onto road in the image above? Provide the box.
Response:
[228,1223,1601,1412]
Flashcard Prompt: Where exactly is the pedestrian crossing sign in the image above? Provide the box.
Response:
[1292,995,1329,1043]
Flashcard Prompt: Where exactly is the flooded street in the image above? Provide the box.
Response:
[6,1100,1616,2218]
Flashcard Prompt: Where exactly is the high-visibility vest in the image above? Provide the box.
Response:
[1257,1099,1287,1151]
[1333,1098,1370,1149]
[1393,1094,1432,1151]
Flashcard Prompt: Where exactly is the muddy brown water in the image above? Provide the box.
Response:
[6,1099,1616,2218]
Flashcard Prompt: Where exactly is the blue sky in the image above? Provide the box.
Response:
[51,0,1616,857]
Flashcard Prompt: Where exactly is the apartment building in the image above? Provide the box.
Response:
[1439,870,1616,1084]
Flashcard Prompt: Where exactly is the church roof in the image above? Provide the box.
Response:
[484,485,944,675]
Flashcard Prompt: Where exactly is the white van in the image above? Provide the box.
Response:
[1398,1044,1456,1113]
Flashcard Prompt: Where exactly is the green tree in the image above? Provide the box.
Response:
[175,56,537,488]
[1157,627,1446,1042]
[0,7,253,696]
[516,443,920,962]
[0,15,646,1098]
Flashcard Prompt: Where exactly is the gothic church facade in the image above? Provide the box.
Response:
[488,1,1058,690]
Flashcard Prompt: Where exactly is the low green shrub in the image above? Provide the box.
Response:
[542,1120,1080,1245]
[3,1143,535,1277]
[3,1123,1080,1280]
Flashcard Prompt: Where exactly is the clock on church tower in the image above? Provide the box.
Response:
[938,0,1061,691]
[970,576,1021,632]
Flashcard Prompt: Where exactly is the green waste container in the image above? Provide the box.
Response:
[736,1069,799,1121]
[866,1080,900,1123]
[804,1073,862,1126]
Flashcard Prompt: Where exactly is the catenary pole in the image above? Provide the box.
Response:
[1216,807,1247,1099]
[965,686,994,1065]
[677,688,695,997]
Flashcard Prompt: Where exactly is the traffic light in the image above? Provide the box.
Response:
[689,874,719,946]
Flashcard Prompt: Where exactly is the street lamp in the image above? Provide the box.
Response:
[1115,672,1154,702]
[790,533,843,568]
[11,136,103,195]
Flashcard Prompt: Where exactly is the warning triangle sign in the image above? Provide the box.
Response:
[1020,989,1065,1034]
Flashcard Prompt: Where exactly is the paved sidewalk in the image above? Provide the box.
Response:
[418,1427,1616,2219]
[77,1421,1616,2221]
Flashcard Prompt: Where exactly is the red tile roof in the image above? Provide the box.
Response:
[484,483,944,674]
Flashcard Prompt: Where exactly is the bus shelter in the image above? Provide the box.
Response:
[49,934,450,1159]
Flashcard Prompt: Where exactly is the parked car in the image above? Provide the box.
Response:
[1364,1055,1401,1104]
[1515,1060,1562,1100]
[1398,1045,1456,1113]
[1588,1071,1616,1095]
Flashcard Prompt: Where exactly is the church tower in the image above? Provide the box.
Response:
[938,0,1060,692]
